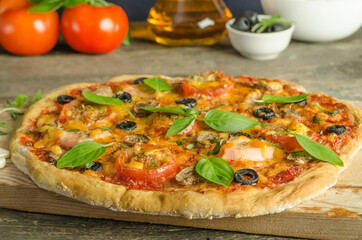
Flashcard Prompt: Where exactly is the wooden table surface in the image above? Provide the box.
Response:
[0,26,361,239]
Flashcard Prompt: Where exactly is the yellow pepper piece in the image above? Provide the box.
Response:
[126,162,144,169]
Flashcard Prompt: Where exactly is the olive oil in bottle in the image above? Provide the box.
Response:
[147,0,232,46]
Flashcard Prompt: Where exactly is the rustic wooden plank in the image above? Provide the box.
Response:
[0,208,305,240]
[0,184,361,240]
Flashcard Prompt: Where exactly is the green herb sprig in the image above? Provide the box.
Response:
[207,139,224,156]
[275,133,344,166]
[82,90,137,120]
[0,91,42,135]
[255,94,309,104]
[143,77,172,100]
[143,107,260,137]
[195,154,234,187]
[251,15,294,33]
[315,103,344,116]
[57,140,114,168]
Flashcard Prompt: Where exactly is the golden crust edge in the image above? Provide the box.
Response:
[9,75,362,219]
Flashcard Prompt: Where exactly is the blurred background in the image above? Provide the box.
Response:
[109,0,263,21]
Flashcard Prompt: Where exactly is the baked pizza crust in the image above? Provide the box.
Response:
[9,75,362,218]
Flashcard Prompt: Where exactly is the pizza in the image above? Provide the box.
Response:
[9,71,362,218]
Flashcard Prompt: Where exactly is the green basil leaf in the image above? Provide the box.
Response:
[203,109,259,132]
[195,156,234,187]
[207,139,224,155]
[143,77,172,99]
[316,103,343,116]
[255,94,309,104]
[0,122,14,131]
[142,107,188,116]
[57,141,106,169]
[65,128,81,132]
[15,94,28,108]
[0,131,8,135]
[32,90,42,103]
[28,0,64,13]
[290,133,344,167]
[82,91,137,120]
[165,116,195,138]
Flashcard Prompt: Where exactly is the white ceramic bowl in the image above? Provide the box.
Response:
[226,17,295,61]
[261,0,362,42]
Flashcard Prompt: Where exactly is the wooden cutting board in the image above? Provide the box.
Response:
[0,102,361,240]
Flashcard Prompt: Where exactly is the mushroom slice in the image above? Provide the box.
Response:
[175,166,198,186]
[287,151,312,165]
[197,131,219,145]
[90,86,113,97]
[123,134,150,146]
[133,100,160,116]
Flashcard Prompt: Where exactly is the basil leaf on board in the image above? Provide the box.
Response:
[165,116,195,138]
[207,139,224,155]
[203,109,260,132]
[82,91,137,120]
[143,77,172,99]
[195,156,234,187]
[315,103,343,116]
[57,141,112,169]
[287,133,344,166]
[255,94,309,104]
[32,90,42,103]
[15,94,28,108]
[142,107,188,116]
[0,122,14,131]
[28,0,64,13]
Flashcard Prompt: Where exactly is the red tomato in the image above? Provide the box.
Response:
[61,4,128,54]
[264,134,304,152]
[0,7,59,55]
[115,145,178,185]
[0,0,31,15]
[182,71,234,97]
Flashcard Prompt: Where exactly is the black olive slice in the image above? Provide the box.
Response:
[175,98,197,108]
[57,95,74,105]
[229,132,251,139]
[234,169,258,185]
[84,162,102,172]
[293,98,308,106]
[326,125,346,135]
[231,11,259,32]
[113,91,132,103]
[253,107,275,120]
[116,121,137,131]
[134,77,147,84]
